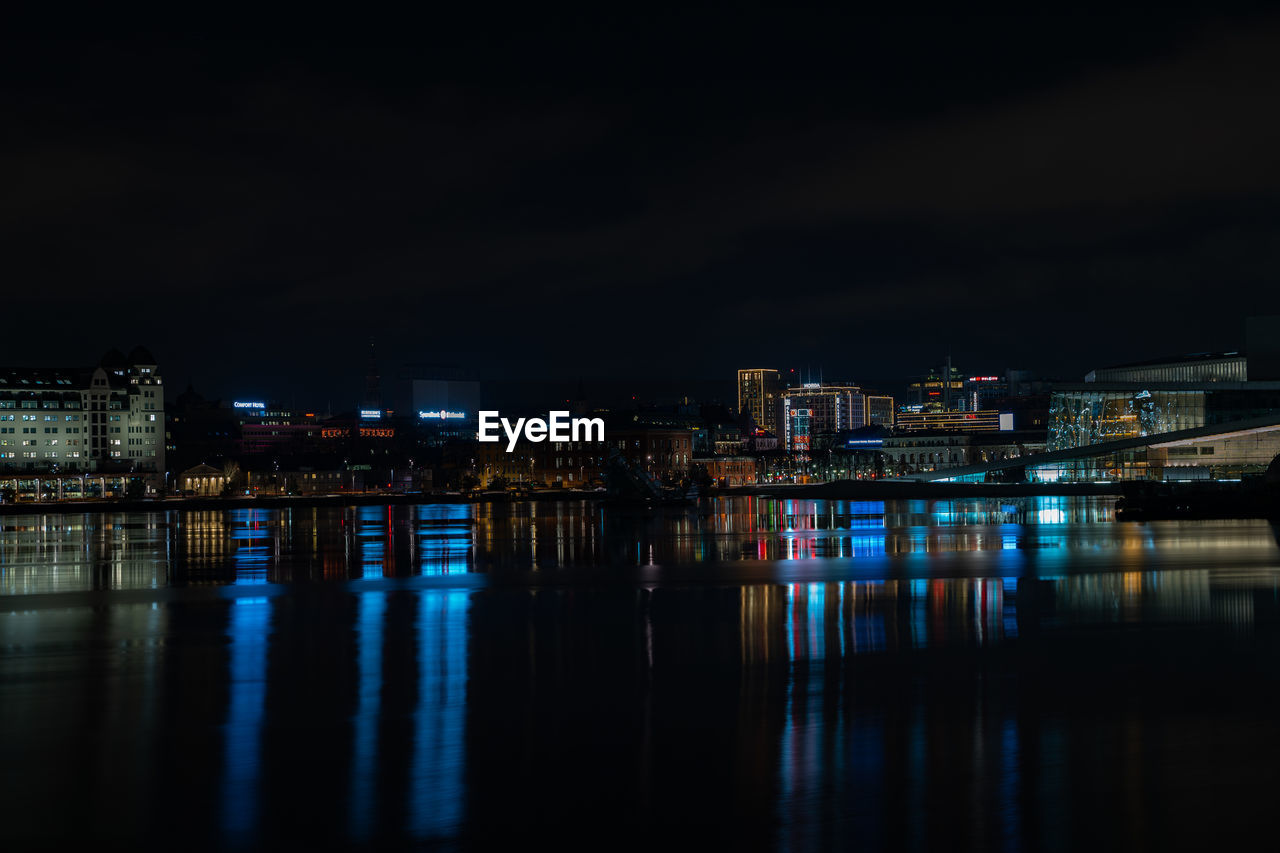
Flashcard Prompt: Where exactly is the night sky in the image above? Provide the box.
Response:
[5,9,1280,409]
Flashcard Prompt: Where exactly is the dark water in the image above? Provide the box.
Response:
[3,496,1280,850]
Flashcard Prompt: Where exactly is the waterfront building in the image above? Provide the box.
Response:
[0,347,164,479]
[908,412,1280,484]
[178,463,227,496]
[1048,349,1280,451]
[694,455,758,486]
[911,345,1280,483]
[1084,352,1248,384]
[883,431,1046,477]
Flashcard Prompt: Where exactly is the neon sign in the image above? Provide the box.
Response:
[418,410,466,420]
[234,401,265,409]
[359,409,382,419]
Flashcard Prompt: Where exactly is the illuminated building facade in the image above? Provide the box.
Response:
[232,402,324,455]
[0,347,164,477]
[1085,352,1248,384]
[737,368,782,437]
[782,383,895,450]
[788,408,812,458]
[884,432,1046,476]
[782,384,861,451]
[1049,350,1280,451]
[914,413,1280,484]
[405,365,481,440]
[694,455,758,486]
[866,395,895,427]
[895,410,1011,432]
[961,375,1008,412]
[178,463,226,496]
[1047,384,1280,450]
[907,363,964,411]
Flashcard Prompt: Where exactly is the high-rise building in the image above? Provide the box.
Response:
[0,347,164,476]
[908,362,966,411]
[737,368,782,437]
[782,382,896,450]
[866,395,895,427]
[782,384,862,451]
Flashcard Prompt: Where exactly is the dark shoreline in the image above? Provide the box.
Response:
[0,480,1126,516]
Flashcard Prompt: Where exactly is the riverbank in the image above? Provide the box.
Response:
[0,480,1128,516]
[729,480,1123,499]
[0,490,597,516]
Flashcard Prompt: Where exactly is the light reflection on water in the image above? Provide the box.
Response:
[2,496,1280,848]
[4,495,1278,594]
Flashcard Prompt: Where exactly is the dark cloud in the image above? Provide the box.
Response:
[3,9,1279,406]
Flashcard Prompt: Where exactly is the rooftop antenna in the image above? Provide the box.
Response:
[945,352,953,409]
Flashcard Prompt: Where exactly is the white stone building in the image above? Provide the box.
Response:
[0,347,164,477]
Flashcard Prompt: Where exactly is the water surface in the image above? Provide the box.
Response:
[3,496,1280,850]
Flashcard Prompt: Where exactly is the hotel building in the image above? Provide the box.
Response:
[0,347,164,477]
[737,368,783,437]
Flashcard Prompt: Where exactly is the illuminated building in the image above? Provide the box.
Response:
[1049,351,1280,451]
[911,411,1280,483]
[233,402,324,455]
[404,364,481,440]
[782,383,895,451]
[782,384,860,451]
[961,375,1008,412]
[884,432,1045,476]
[737,368,782,437]
[0,347,164,478]
[1049,342,1280,451]
[907,361,964,411]
[788,408,812,458]
[908,335,1280,482]
[178,463,227,496]
[865,395,895,427]
[694,455,758,486]
[1084,352,1248,384]
[895,410,1012,432]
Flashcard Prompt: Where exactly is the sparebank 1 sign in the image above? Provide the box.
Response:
[419,410,467,420]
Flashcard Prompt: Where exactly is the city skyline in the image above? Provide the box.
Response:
[7,12,1280,850]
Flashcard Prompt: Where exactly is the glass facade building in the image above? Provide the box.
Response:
[1048,388,1205,450]
[1048,384,1280,451]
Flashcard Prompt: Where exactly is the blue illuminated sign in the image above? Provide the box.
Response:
[418,410,466,420]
